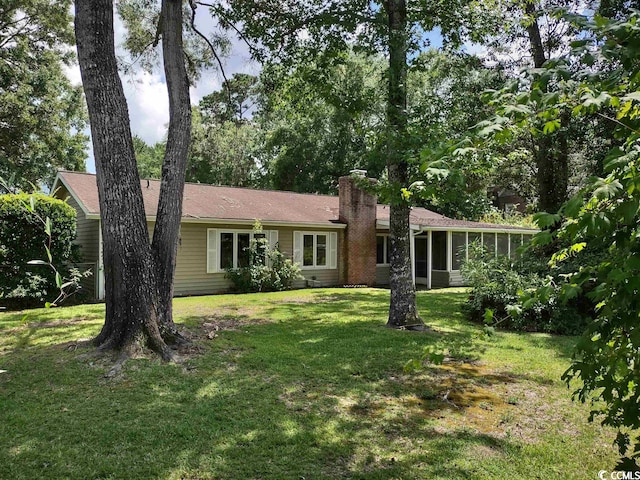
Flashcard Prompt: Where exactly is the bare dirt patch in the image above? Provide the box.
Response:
[199,312,270,339]
[397,360,571,443]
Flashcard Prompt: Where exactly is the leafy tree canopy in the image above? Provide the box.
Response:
[482,8,640,467]
[257,52,386,193]
[0,0,87,190]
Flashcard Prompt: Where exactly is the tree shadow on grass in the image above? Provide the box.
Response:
[0,334,525,480]
[0,289,607,479]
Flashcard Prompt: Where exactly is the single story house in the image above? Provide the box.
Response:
[52,170,535,300]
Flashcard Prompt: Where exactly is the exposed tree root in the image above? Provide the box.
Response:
[104,350,130,378]
[402,323,432,332]
[386,316,430,331]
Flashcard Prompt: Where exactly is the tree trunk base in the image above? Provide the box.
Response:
[386,321,430,331]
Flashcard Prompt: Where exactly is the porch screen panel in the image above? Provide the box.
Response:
[432,231,447,270]
[497,234,509,257]
[451,232,466,270]
[415,238,427,277]
[483,232,496,256]
[509,234,522,258]
[468,232,480,249]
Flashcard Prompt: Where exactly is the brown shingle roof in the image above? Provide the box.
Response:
[55,171,532,231]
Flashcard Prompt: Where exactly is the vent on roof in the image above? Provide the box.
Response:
[349,169,367,177]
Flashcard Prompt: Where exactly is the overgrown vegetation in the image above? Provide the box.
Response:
[225,223,301,293]
[0,194,86,309]
[0,289,618,479]
[476,10,640,465]
[460,242,595,335]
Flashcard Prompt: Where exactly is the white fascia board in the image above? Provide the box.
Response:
[376,220,533,234]
[425,226,538,235]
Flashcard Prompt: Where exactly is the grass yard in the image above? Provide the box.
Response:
[0,288,618,479]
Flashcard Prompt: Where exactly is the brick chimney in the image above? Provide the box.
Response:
[339,170,377,286]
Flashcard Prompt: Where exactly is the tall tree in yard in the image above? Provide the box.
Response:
[208,0,495,328]
[75,0,190,361]
[385,0,420,327]
[483,0,579,213]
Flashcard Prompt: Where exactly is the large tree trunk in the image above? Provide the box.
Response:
[385,0,423,329]
[525,1,568,214]
[75,0,189,361]
[152,0,192,342]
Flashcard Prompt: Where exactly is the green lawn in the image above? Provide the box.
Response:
[0,288,617,479]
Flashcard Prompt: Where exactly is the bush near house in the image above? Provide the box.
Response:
[0,193,80,308]
[461,242,600,335]
[226,223,302,293]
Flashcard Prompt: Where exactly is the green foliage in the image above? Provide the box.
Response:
[188,109,264,187]
[460,242,592,335]
[478,211,537,228]
[0,193,85,308]
[0,0,88,189]
[133,135,164,179]
[116,0,229,81]
[225,223,302,293]
[257,53,386,193]
[199,73,258,125]
[486,10,640,463]
[411,50,513,220]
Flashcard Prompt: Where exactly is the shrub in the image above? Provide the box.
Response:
[226,224,302,293]
[461,242,594,335]
[0,193,84,308]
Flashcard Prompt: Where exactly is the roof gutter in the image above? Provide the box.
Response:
[376,220,536,235]
[83,213,347,229]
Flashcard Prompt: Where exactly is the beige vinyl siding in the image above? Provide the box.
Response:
[285,228,341,288]
[171,223,230,295]
[431,271,450,288]
[172,222,342,296]
[376,266,390,285]
[63,190,100,298]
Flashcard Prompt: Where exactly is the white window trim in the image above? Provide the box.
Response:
[376,234,390,266]
[294,231,338,270]
[207,228,274,273]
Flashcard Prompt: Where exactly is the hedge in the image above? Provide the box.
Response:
[0,193,79,308]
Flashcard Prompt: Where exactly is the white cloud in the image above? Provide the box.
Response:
[65,7,260,173]
[123,72,170,145]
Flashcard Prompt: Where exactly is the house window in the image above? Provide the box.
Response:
[207,229,278,273]
[303,233,326,267]
[218,231,252,270]
[293,231,338,269]
[376,235,390,265]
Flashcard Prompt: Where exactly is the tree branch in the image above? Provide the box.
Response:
[196,1,260,58]
[188,0,231,107]
[596,112,640,135]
